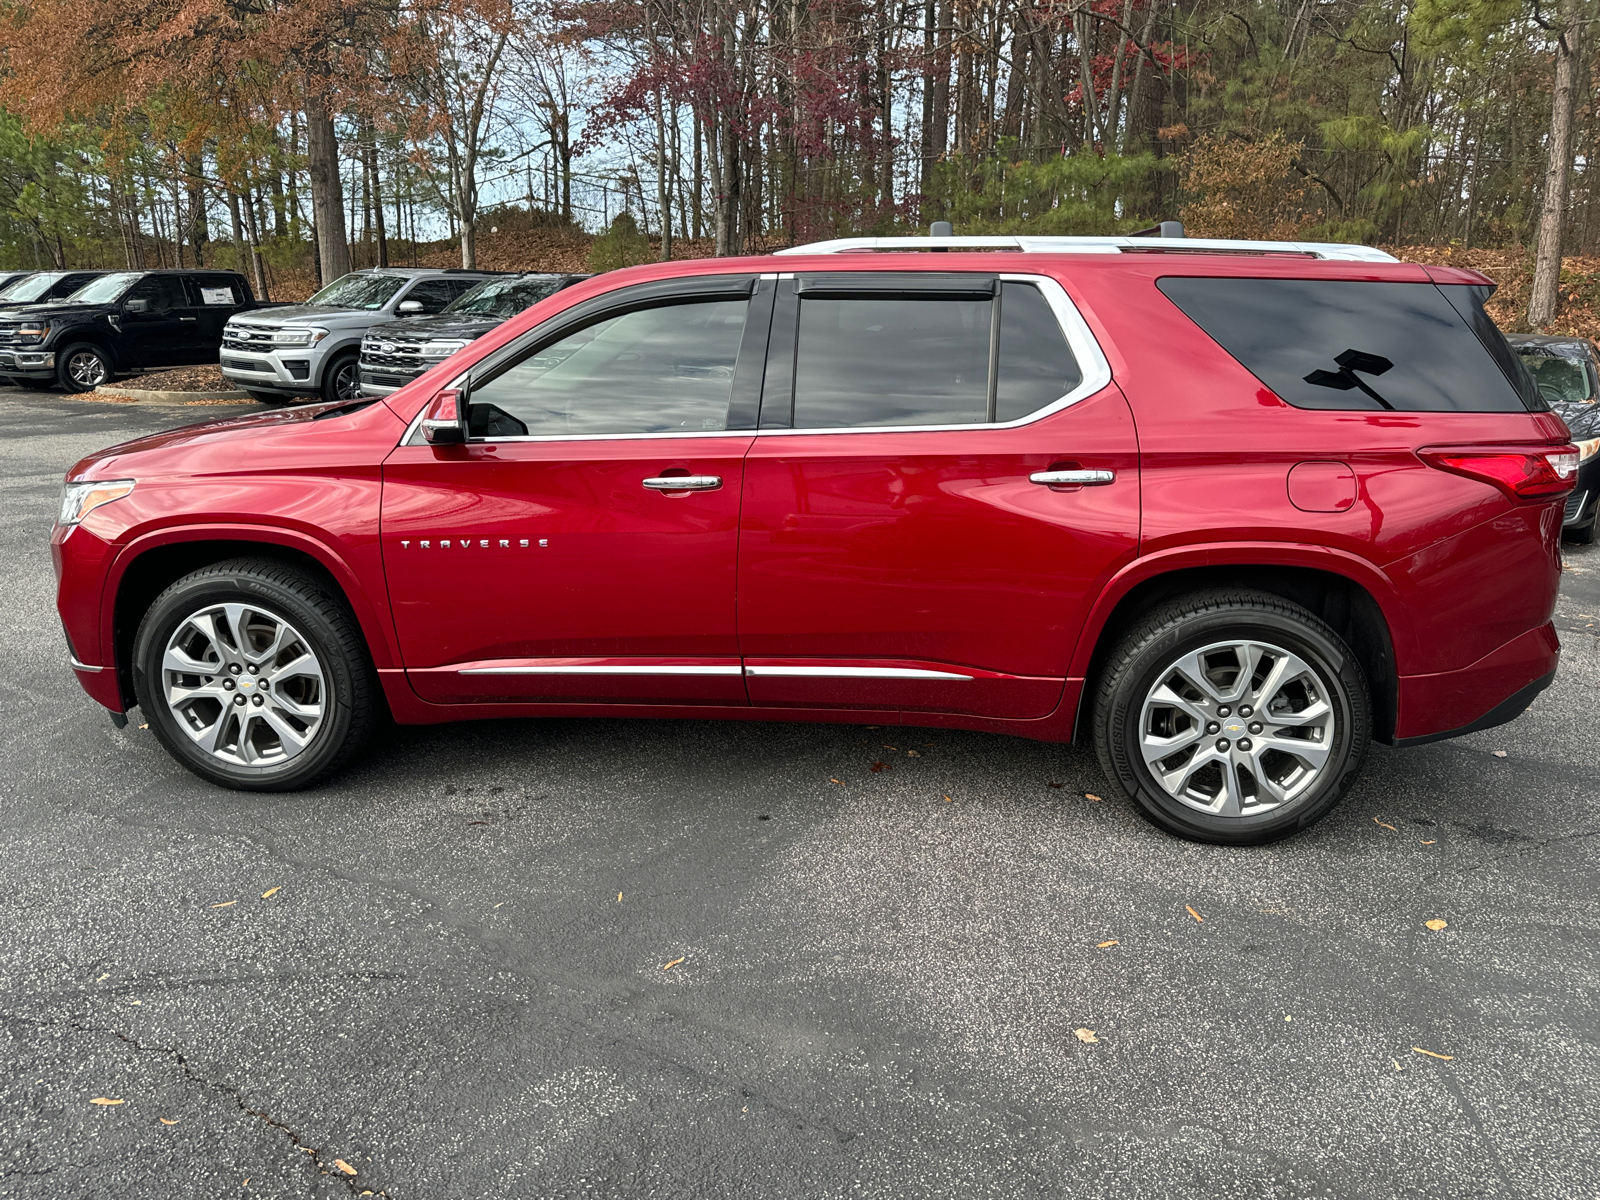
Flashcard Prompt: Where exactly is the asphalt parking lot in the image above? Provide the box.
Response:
[2,388,1597,1200]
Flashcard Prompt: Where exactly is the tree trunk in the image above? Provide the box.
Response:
[1529,0,1583,329]
[656,88,673,262]
[306,100,351,283]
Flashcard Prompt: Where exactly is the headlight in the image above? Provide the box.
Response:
[58,479,135,527]
[1579,438,1600,463]
[420,339,471,360]
[16,322,49,343]
[271,327,329,347]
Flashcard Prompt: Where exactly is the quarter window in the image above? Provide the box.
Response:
[1157,277,1536,413]
[467,298,749,437]
[786,279,1084,429]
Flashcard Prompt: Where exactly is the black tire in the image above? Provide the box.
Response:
[1092,590,1370,845]
[1563,515,1597,545]
[247,389,292,406]
[55,343,114,392]
[132,558,379,791]
[319,351,362,404]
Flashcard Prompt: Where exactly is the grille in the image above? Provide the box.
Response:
[362,371,411,388]
[1565,489,1588,523]
[222,326,276,352]
[360,340,426,370]
[0,324,20,345]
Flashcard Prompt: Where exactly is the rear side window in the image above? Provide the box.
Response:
[1157,278,1536,413]
[786,278,1083,428]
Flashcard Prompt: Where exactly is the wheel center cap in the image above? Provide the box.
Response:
[1224,721,1245,735]
[239,678,255,690]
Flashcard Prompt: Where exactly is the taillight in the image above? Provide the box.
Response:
[1419,445,1580,500]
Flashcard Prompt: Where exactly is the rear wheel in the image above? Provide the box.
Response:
[132,558,378,791]
[1093,590,1370,845]
[56,343,113,392]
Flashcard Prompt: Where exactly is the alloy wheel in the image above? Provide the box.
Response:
[160,602,328,767]
[332,360,362,402]
[67,351,108,388]
[1137,639,1336,818]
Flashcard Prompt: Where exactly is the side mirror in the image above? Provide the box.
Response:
[124,299,149,314]
[398,300,424,316]
[421,388,466,445]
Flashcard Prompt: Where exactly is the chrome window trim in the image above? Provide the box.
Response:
[397,273,1110,447]
[743,666,972,680]
[459,664,743,676]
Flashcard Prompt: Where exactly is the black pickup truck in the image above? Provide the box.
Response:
[0,268,282,391]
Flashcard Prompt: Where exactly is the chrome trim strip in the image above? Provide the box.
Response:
[69,656,104,673]
[459,665,744,676]
[743,666,973,680]
[403,274,1111,446]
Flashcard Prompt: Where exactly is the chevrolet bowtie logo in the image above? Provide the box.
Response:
[401,538,549,549]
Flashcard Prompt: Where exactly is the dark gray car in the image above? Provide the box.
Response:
[1506,333,1600,542]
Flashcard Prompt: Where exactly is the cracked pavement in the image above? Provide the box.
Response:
[1,389,1597,1199]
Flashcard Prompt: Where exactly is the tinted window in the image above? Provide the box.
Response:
[55,273,102,298]
[189,276,241,306]
[1157,278,1533,413]
[467,299,748,437]
[400,279,463,314]
[996,282,1082,422]
[449,275,568,319]
[124,275,188,314]
[793,296,991,427]
[0,272,58,301]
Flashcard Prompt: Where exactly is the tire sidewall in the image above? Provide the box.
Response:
[132,568,358,790]
[1101,608,1369,844]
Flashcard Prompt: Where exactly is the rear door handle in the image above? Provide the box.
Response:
[1030,469,1115,486]
[642,475,722,491]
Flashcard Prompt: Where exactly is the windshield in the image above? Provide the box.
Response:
[69,272,142,305]
[0,273,57,301]
[446,276,567,319]
[306,273,407,311]
[1515,348,1596,405]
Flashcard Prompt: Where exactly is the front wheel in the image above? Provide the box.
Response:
[132,558,379,790]
[1092,590,1370,845]
[319,352,362,404]
[56,343,113,392]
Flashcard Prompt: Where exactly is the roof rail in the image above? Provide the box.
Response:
[772,235,1398,263]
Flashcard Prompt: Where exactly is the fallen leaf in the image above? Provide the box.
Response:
[90,1097,123,1105]
[129,1000,141,1006]
[944,795,954,803]
[1393,1059,1402,1071]
[159,1118,179,1125]
[468,820,488,825]
[1425,919,1448,931]
[242,1179,249,1188]
[906,750,921,757]
[1412,1046,1454,1061]
[96,973,110,982]
[1421,840,1437,845]
[663,956,685,970]
[493,901,505,908]
[1046,782,1063,789]
[1073,1027,1099,1043]
[1084,793,1102,802]
[1096,940,1119,948]
[210,900,236,909]
[882,744,897,750]
[1285,1014,1292,1021]
[1373,818,1397,832]
[1186,905,1204,923]
[1491,750,1508,758]
[260,887,280,899]
[617,893,623,902]
[334,1159,357,1176]
[870,761,889,773]
[829,778,844,786]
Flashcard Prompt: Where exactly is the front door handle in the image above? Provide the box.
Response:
[643,475,722,491]
[1030,469,1115,486]
[178,316,198,322]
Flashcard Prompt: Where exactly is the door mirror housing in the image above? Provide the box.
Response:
[420,388,466,445]
[123,299,149,314]
[398,300,425,316]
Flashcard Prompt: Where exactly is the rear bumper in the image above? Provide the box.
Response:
[1392,622,1560,744]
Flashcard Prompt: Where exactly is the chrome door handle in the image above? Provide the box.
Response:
[1030,469,1115,486]
[642,475,722,491]
[178,316,198,322]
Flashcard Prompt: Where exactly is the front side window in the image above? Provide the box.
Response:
[1157,277,1534,413]
[307,273,406,310]
[788,280,1084,429]
[467,298,749,438]
[403,279,468,314]
[123,275,189,314]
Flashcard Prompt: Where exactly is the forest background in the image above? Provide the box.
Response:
[0,0,1594,334]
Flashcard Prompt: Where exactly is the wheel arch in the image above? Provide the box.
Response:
[1074,554,1402,744]
[106,529,399,709]
[56,335,122,372]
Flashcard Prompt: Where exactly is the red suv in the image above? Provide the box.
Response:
[53,235,1577,844]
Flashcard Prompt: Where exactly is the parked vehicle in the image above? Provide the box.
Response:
[0,269,272,392]
[0,269,107,312]
[358,272,588,397]
[54,234,1575,844]
[221,268,499,406]
[0,270,35,295]
[1505,333,1600,542]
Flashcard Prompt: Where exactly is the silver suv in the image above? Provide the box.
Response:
[220,268,495,404]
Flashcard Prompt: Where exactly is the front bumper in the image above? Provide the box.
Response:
[53,521,126,713]
[0,349,56,377]
[219,348,320,394]
[358,363,424,397]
